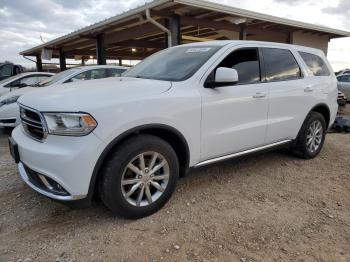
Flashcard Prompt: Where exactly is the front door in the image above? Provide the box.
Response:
[200,47,269,161]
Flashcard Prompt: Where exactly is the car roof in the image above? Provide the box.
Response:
[15,72,55,77]
[70,65,129,70]
[176,40,325,56]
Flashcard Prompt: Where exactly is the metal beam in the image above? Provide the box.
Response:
[104,23,161,45]
[36,55,43,72]
[66,49,156,58]
[96,34,106,65]
[107,39,164,49]
[59,49,66,71]
[181,16,240,32]
[181,16,287,39]
[62,40,95,52]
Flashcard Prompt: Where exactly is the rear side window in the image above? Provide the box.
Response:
[299,52,330,76]
[338,75,350,82]
[217,48,261,84]
[262,48,302,82]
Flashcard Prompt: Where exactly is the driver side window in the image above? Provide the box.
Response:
[339,75,350,82]
[217,48,261,85]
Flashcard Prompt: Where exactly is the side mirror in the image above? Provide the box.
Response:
[205,67,239,88]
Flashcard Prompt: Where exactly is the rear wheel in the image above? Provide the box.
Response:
[100,135,179,219]
[292,112,326,159]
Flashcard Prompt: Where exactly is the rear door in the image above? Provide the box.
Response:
[261,47,310,143]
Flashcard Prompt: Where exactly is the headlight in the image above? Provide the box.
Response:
[42,112,97,136]
[0,95,20,107]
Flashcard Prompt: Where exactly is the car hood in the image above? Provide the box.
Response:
[18,77,172,112]
[0,87,38,101]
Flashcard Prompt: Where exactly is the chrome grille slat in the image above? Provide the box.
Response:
[21,120,43,129]
[19,106,46,141]
[21,115,42,125]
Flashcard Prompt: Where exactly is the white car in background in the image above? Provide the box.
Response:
[0,65,128,127]
[38,65,128,87]
[0,72,54,97]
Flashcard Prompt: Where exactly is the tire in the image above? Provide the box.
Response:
[292,112,327,159]
[100,134,179,219]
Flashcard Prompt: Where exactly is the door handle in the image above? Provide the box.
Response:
[253,92,266,98]
[304,86,314,92]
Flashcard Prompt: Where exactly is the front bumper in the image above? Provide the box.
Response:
[18,162,83,200]
[12,126,106,201]
[0,103,20,127]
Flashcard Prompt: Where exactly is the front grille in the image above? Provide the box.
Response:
[20,106,46,141]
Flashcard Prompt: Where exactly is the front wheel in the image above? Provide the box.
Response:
[292,112,327,159]
[100,135,179,219]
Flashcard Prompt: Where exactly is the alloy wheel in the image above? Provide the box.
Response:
[306,120,323,153]
[121,151,170,207]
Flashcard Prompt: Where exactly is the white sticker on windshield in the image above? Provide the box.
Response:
[185,48,211,53]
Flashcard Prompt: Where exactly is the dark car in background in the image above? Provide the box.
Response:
[0,63,24,81]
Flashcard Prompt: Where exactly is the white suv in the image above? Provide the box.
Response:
[9,41,338,218]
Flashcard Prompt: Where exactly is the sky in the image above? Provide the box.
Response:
[0,0,350,71]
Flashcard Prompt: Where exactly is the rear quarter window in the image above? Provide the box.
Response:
[298,52,330,76]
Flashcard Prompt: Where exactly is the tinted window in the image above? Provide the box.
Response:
[299,52,330,76]
[0,65,12,76]
[262,48,301,82]
[338,75,350,82]
[124,46,222,81]
[217,49,260,84]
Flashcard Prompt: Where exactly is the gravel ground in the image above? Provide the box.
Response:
[0,111,350,262]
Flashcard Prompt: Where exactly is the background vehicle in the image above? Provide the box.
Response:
[0,62,24,81]
[336,69,350,76]
[0,66,127,128]
[0,72,54,97]
[10,41,338,218]
[337,74,350,100]
[0,88,38,127]
[38,65,128,87]
[337,91,347,107]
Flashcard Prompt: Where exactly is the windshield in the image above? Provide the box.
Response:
[38,68,80,86]
[123,45,222,81]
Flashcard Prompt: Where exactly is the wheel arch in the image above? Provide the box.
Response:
[309,103,331,128]
[88,124,190,200]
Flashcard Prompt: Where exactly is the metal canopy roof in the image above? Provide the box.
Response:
[20,0,350,60]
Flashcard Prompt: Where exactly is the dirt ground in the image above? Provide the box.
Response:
[0,108,350,262]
